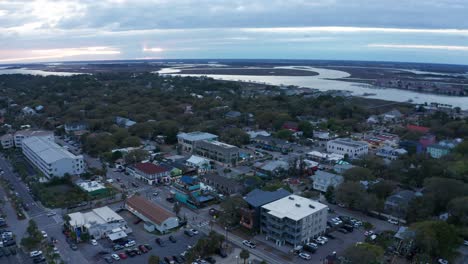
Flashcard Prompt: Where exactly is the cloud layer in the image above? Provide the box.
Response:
[1,0,468,64]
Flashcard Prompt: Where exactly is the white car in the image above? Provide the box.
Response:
[438,259,449,264]
[111,254,120,260]
[41,231,48,238]
[30,251,42,257]
[53,247,59,254]
[189,229,199,235]
[306,242,318,249]
[299,252,311,260]
[46,212,56,217]
[125,240,136,248]
[464,240,468,246]
[242,240,256,248]
[388,219,399,225]
[318,236,328,243]
[314,238,326,245]
[91,239,98,246]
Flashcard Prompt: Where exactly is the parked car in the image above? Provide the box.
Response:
[299,252,311,260]
[118,252,128,259]
[155,238,165,246]
[169,235,177,243]
[139,244,148,253]
[111,254,120,260]
[30,251,42,258]
[338,228,349,234]
[205,256,216,263]
[438,259,449,264]
[33,257,46,263]
[46,212,56,217]
[125,240,136,248]
[388,219,399,225]
[217,248,227,258]
[364,230,374,237]
[184,230,194,237]
[104,257,114,263]
[113,244,124,251]
[242,240,256,248]
[173,255,183,263]
[41,231,48,238]
[164,256,175,264]
[91,239,98,246]
[144,244,152,250]
[189,229,199,235]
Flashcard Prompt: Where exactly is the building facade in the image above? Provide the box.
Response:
[261,195,328,247]
[326,138,369,158]
[193,140,240,166]
[177,131,218,152]
[128,162,171,185]
[0,134,14,149]
[22,136,84,178]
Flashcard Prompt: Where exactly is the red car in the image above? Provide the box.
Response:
[138,245,148,253]
[118,252,128,259]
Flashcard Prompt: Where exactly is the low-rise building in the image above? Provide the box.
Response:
[177,131,218,152]
[376,146,408,160]
[171,176,214,209]
[240,188,290,230]
[115,116,136,128]
[311,171,344,192]
[22,136,84,178]
[14,130,54,148]
[0,134,14,149]
[67,206,131,241]
[261,195,328,247]
[426,139,462,159]
[326,138,368,158]
[75,180,108,198]
[125,195,179,233]
[186,155,211,174]
[193,140,240,166]
[384,190,417,219]
[252,135,292,153]
[254,160,289,177]
[200,173,244,195]
[64,122,89,134]
[128,162,171,185]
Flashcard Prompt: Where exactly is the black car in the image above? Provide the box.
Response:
[155,238,165,246]
[303,244,317,253]
[217,248,227,258]
[169,235,177,243]
[3,249,10,257]
[338,228,349,234]
[164,256,172,264]
[325,233,336,240]
[104,256,114,263]
[144,244,153,250]
[98,251,110,255]
[184,230,194,237]
[343,224,354,232]
[172,255,183,263]
[33,257,46,263]
[9,247,16,255]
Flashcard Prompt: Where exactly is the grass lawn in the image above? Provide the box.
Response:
[34,183,88,208]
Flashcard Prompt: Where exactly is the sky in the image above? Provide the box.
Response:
[1,0,468,64]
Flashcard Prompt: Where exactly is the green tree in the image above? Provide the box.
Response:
[411,221,461,260]
[240,249,250,264]
[344,243,384,264]
[343,167,374,182]
[424,177,468,214]
[219,196,248,227]
[447,196,468,226]
[275,129,293,141]
[122,136,141,147]
[335,181,366,209]
[324,185,335,203]
[124,149,149,164]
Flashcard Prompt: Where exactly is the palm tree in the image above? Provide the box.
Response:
[240,249,250,264]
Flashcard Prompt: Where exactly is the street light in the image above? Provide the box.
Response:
[236,255,239,264]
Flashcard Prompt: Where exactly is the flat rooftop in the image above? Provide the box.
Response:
[329,138,368,148]
[262,194,327,221]
[204,140,237,149]
[177,131,218,141]
[23,136,81,163]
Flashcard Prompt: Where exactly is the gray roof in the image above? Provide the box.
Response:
[244,188,291,208]
[177,131,218,141]
[312,170,344,182]
[23,136,81,163]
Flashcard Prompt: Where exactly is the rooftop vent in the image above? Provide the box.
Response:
[288,196,294,200]
[309,204,315,209]
[295,203,301,207]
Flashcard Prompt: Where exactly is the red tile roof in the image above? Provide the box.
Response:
[406,124,430,134]
[126,195,175,225]
[134,162,169,175]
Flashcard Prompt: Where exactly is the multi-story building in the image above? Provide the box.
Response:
[194,140,240,166]
[177,131,218,152]
[311,171,344,192]
[326,138,368,158]
[14,130,54,148]
[128,162,171,185]
[426,139,462,159]
[261,195,328,247]
[0,134,14,149]
[22,136,85,178]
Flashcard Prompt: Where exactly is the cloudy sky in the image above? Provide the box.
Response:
[1,0,468,64]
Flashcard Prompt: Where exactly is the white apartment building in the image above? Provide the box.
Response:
[22,136,85,178]
[0,134,14,149]
[177,131,218,152]
[326,138,369,158]
[261,195,328,247]
[14,130,54,148]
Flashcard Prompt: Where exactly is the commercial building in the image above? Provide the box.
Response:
[75,180,108,198]
[67,206,131,241]
[193,140,240,166]
[171,176,214,209]
[261,195,328,247]
[376,146,408,160]
[311,171,344,192]
[326,138,368,158]
[177,131,218,152]
[200,173,244,195]
[240,188,291,230]
[22,136,84,178]
[128,162,171,185]
[14,130,54,148]
[0,134,14,149]
[252,135,292,153]
[125,195,179,233]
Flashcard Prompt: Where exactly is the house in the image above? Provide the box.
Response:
[333,163,355,174]
[427,139,462,159]
[240,188,290,230]
[282,121,299,132]
[326,138,368,158]
[366,115,379,124]
[22,136,85,178]
[376,146,408,160]
[406,124,430,134]
[419,134,436,151]
[311,171,344,192]
[225,111,241,119]
[193,140,240,166]
[0,134,14,149]
[14,130,54,148]
[67,206,131,241]
[177,131,218,152]
[64,122,89,134]
[382,109,403,122]
[255,160,289,177]
[307,151,344,163]
[21,106,36,115]
[252,135,292,153]
[171,176,214,208]
[200,173,244,195]
[129,162,171,185]
[384,190,417,219]
[185,155,211,174]
[34,105,44,112]
[246,130,270,139]
[261,195,328,247]
[313,130,337,147]
[115,116,136,128]
[125,195,179,233]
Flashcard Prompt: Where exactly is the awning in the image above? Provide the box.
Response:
[107,230,127,241]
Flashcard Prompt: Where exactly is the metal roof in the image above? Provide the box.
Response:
[244,188,290,208]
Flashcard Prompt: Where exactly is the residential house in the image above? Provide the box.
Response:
[254,160,289,177]
[0,134,14,149]
[261,195,328,247]
[185,155,211,174]
[125,195,179,233]
[384,190,417,219]
[427,139,462,159]
[225,111,242,119]
[333,163,355,174]
[240,188,290,230]
[171,176,214,208]
[21,106,36,115]
[311,171,344,192]
[115,116,136,128]
[200,173,244,195]
[376,146,408,160]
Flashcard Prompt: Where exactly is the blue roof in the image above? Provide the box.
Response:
[244,188,291,208]
[196,195,214,203]
[180,176,196,185]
